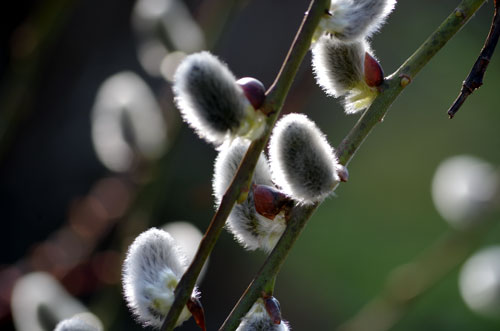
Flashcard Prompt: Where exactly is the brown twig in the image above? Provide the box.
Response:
[448,0,500,118]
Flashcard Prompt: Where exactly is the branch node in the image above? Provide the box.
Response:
[455,8,465,18]
[399,74,411,87]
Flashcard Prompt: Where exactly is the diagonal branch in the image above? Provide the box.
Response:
[160,0,331,329]
[337,218,496,331]
[220,1,487,330]
[337,0,486,165]
[447,0,500,118]
[219,202,320,331]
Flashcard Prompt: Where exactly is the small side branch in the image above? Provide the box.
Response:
[448,0,500,118]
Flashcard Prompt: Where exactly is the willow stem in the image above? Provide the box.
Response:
[219,203,319,331]
[220,0,486,330]
[263,274,277,296]
[160,0,331,330]
[337,0,486,165]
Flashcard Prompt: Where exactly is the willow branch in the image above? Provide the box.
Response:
[337,0,486,164]
[448,0,500,118]
[219,202,320,331]
[220,0,486,330]
[160,0,331,329]
[337,219,496,331]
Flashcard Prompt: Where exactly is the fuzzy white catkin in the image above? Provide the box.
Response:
[311,36,378,114]
[213,138,287,252]
[319,0,396,42]
[54,312,103,331]
[431,155,499,229]
[173,51,264,145]
[91,71,167,172]
[269,113,340,204]
[162,221,209,282]
[312,36,367,98]
[11,272,88,331]
[459,246,500,318]
[122,228,197,328]
[236,299,290,331]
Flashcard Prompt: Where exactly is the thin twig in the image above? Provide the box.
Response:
[160,0,331,329]
[448,0,500,118]
[220,1,486,330]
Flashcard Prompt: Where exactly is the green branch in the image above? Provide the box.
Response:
[219,0,486,330]
[337,219,496,331]
[219,202,320,331]
[337,0,486,165]
[160,0,331,329]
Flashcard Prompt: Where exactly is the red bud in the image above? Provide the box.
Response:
[236,77,266,110]
[264,295,282,325]
[337,165,349,182]
[364,52,384,87]
[253,185,290,220]
[187,297,206,331]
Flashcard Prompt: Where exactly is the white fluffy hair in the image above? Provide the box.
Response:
[312,36,369,97]
[320,0,396,42]
[54,313,103,331]
[269,113,340,204]
[236,299,291,331]
[213,138,287,253]
[312,36,379,114]
[122,228,197,328]
[173,51,252,145]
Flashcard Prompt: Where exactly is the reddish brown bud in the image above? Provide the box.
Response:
[187,297,206,331]
[337,165,349,182]
[263,295,282,325]
[236,77,266,110]
[253,184,290,220]
[364,52,384,87]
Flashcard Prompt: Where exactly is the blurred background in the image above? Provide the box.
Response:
[1,0,500,330]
